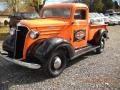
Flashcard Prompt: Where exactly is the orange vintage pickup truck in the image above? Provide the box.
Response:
[0,3,108,77]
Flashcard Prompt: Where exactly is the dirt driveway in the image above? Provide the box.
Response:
[0,26,120,90]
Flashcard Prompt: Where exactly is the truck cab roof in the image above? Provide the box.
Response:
[44,3,88,9]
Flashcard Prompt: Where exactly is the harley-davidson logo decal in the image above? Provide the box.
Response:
[74,30,86,41]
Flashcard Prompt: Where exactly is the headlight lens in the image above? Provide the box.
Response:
[29,30,39,39]
[10,27,16,35]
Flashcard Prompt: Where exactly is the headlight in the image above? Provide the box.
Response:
[29,30,39,39]
[10,27,16,35]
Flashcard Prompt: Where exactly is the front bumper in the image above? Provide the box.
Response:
[0,52,41,69]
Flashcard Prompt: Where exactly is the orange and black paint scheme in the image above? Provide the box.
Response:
[1,3,108,77]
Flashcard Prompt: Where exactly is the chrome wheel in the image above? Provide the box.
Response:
[53,56,62,69]
[96,36,105,54]
[45,50,67,77]
[100,38,104,52]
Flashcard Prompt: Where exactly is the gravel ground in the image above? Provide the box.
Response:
[0,26,120,90]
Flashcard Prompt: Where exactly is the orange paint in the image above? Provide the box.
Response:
[18,3,108,60]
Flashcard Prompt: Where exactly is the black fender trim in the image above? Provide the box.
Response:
[99,29,108,38]
[94,29,108,44]
[2,35,15,53]
[27,38,74,64]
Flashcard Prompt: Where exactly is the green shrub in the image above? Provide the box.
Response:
[0,26,9,40]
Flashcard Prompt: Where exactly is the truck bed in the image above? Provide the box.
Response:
[88,24,108,41]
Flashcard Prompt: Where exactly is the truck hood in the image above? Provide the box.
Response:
[20,19,68,28]
[19,18,70,40]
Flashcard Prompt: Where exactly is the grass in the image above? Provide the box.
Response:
[0,26,9,40]
[0,26,9,33]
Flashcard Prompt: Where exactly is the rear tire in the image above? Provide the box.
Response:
[44,50,67,77]
[96,36,105,54]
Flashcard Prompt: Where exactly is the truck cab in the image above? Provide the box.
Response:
[1,3,108,77]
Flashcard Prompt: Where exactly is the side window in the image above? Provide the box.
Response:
[74,10,86,20]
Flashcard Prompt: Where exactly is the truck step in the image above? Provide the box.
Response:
[71,45,100,60]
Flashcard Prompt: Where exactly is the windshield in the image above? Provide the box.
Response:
[41,7,70,18]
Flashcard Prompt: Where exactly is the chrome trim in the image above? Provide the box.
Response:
[53,56,62,69]
[0,53,41,69]
[14,27,17,58]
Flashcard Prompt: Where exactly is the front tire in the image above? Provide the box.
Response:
[44,50,67,77]
[96,36,105,54]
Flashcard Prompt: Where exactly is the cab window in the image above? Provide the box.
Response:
[74,10,86,20]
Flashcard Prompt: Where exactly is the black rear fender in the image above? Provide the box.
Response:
[99,29,108,38]
[93,29,108,44]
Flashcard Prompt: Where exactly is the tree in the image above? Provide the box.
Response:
[84,0,103,12]
[84,0,92,11]
[84,0,90,6]
[93,0,104,12]
[114,1,119,9]
[5,0,20,12]
[102,0,114,11]
[29,0,46,12]
[5,0,46,13]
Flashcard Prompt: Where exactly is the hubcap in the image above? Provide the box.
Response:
[53,56,62,69]
[101,40,104,48]
[100,39,104,51]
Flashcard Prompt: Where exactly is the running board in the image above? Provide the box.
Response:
[71,45,100,60]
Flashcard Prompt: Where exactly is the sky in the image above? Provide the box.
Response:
[0,0,120,11]
[113,0,120,4]
[0,2,7,11]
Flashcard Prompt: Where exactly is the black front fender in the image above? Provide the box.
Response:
[27,38,74,64]
[2,35,15,53]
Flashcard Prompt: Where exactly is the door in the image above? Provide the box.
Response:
[72,8,88,49]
